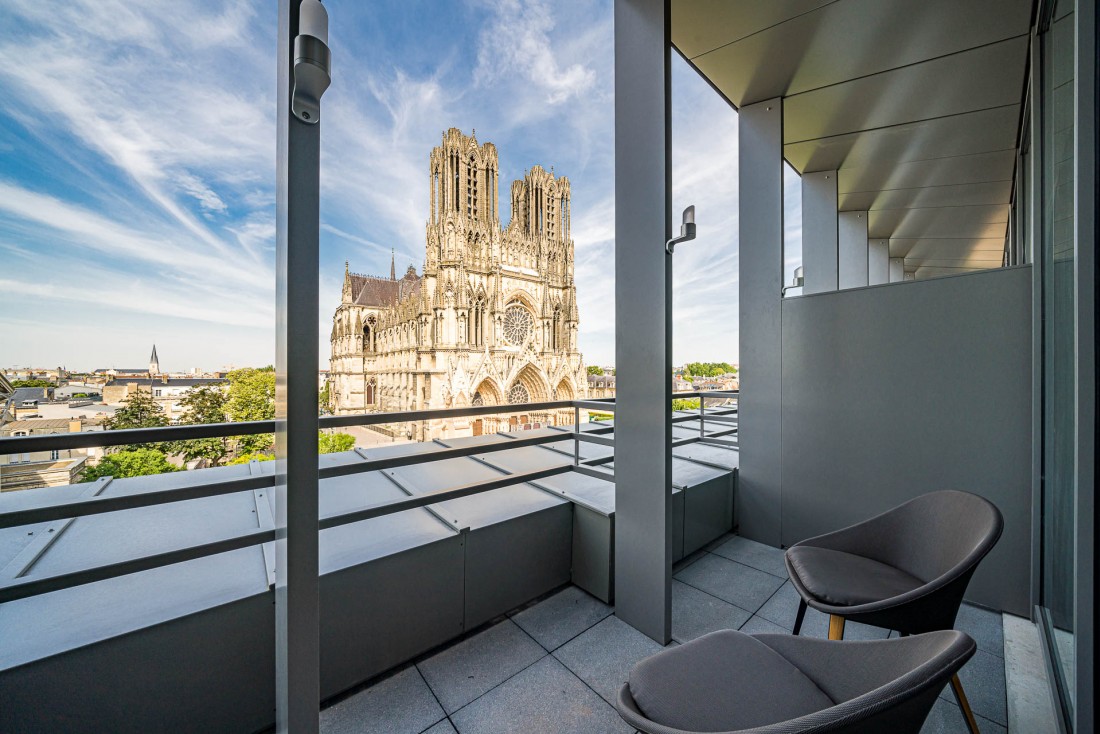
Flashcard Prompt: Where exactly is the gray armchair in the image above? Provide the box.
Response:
[616,629,976,734]
[784,490,1003,733]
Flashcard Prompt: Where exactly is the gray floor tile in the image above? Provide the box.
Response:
[738,614,788,635]
[753,583,889,640]
[955,603,1005,658]
[422,720,458,734]
[511,586,612,651]
[938,649,1007,725]
[672,579,751,643]
[673,553,784,613]
[710,535,788,578]
[417,620,546,714]
[921,696,1007,734]
[450,656,631,734]
[321,666,444,734]
[554,615,666,706]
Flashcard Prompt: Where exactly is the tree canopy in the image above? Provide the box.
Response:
[12,379,53,388]
[682,362,737,378]
[82,449,177,482]
[318,432,355,454]
[171,385,231,465]
[227,368,276,453]
[103,390,168,450]
[586,365,605,376]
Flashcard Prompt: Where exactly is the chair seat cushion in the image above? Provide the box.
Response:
[628,630,834,732]
[787,546,924,607]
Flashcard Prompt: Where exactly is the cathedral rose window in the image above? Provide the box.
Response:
[509,383,531,404]
[503,305,533,345]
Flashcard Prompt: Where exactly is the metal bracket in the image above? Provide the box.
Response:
[291,0,331,124]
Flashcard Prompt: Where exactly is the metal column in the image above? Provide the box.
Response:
[838,211,869,289]
[868,238,890,285]
[737,98,784,545]
[801,171,838,294]
[613,0,672,644]
[889,257,905,283]
[276,0,321,730]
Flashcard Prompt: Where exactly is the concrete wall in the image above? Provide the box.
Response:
[779,266,1032,615]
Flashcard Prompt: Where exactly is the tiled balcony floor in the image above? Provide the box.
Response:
[320,534,1007,734]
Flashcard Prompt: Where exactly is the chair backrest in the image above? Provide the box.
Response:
[868,490,1003,584]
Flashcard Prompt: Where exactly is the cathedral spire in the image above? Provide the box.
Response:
[390,249,396,280]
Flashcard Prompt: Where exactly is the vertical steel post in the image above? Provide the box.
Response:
[838,211,869,289]
[276,0,320,730]
[574,405,580,466]
[801,171,839,294]
[737,98,784,546]
[613,0,672,644]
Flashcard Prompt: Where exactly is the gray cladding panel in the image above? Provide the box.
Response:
[780,266,1032,614]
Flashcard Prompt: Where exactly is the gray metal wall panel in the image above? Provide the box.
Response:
[737,98,785,546]
[682,474,735,555]
[320,536,465,699]
[802,170,839,294]
[0,593,275,734]
[838,211,869,289]
[572,507,613,603]
[463,505,573,628]
[780,266,1032,614]
[613,0,674,643]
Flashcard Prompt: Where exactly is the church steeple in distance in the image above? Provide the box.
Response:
[149,344,160,376]
[390,249,396,280]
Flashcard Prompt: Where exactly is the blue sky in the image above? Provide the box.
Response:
[0,0,802,372]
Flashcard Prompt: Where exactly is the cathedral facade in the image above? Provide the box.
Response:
[328,128,587,439]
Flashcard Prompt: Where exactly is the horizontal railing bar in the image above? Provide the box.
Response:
[571,464,615,483]
[573,400,616,411]
[695,391,739,399]
[0,420,276,455]
[575,432,615,447]
[0,527,276,604]
[319,432,575,479]
[706,427,738,438]
[318,400,576,429]
[318,465,573,531]
[689,414,738,425]
[0,474,277,530]
[700,437,738,447]
[670,412,736,425]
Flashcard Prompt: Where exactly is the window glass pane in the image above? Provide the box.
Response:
[1040,0,1076,716]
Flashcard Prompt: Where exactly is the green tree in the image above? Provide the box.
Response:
[671,398,701,411]
[82,449,177,481]
[12,379,53,388]
[683,362,737,378]
[319,381,331,412]
[227,368,276,453]
[104,390,168,450]
[318,431,355,454]
[227,452,274,465]
[170,385,231,466]
[586,365,605,376]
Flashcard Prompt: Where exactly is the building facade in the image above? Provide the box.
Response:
[329,128,587,439]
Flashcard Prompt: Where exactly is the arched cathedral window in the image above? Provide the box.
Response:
[467,155,478,219]
[471,391,484,407]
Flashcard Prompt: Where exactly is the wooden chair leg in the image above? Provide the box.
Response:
[949,673,981,734]
[792,599,807,636]
[828,614,846,640]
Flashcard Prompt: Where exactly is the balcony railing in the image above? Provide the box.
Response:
[0,391,737,605]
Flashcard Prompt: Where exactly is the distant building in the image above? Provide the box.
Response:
[587,373,616,399]
[149,344,160,376]
[0,417,97,492]
[103,377,227,423]
[672,376,692,393]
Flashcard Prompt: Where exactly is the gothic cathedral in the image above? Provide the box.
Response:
[328,128,587,439]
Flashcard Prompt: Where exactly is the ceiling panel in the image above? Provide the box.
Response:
[838,150,1016,194]
[869,204,1009,239]
[682,0,1031,107]
[839,181,1014,212]
[671,0,832,60]
[891,237,1008,259]
[784,37,1028,143]
[784,105,1020,174]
